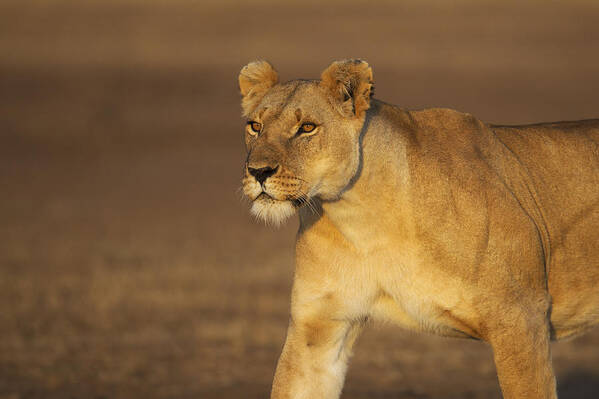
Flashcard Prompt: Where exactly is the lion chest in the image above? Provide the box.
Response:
[300,207,481,339]
[313,239,480,339]
[368,253,479,338]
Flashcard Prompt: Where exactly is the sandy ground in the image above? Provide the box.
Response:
[1,1,599,398]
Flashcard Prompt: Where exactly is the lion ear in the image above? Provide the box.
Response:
[320,59,373,118]
[239,60,279,116]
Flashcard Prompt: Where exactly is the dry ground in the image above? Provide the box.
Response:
[1,1,599,398]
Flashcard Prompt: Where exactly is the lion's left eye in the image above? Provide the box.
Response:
[297,123,317,135]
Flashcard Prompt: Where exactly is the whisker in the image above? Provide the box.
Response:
[308,198,319,216]
[297,192,318,216]
[237,185,256,207]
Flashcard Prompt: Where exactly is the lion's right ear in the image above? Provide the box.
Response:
[239,60,279,116]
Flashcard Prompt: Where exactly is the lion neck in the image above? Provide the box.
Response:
[299,101,416,251]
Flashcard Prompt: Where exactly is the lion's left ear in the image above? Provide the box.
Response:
[239,60,279,116]
[320,59,373,118]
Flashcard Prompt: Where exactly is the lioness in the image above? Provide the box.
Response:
[239,59,599,399]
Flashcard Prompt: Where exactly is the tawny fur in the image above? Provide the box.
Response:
[239,59,599,399]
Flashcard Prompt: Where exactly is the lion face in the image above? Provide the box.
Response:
[239,60,374,225]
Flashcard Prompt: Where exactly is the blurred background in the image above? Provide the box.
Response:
[1,0,599,398]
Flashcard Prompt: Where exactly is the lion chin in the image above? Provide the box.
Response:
[250,194,296,227]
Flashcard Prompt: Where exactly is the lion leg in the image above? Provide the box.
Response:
[486,304,557,399]
[270,316,364,399]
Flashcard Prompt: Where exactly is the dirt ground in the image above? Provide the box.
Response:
[1,1,599,398]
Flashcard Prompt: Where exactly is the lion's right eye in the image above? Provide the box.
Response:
[247,121,262,135]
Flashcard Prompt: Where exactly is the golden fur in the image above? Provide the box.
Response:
[239,59,599,399]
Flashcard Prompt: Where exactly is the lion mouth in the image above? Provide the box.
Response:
[250,192,296,226]
[255,191,306,209]
[255,192,274,201]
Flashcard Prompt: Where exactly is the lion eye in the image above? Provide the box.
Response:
[247,121,262,135]
[297,123,316,135]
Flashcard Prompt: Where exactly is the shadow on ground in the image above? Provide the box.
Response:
[559,371,599,399]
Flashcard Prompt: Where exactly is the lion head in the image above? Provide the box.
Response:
[239,59,374,226]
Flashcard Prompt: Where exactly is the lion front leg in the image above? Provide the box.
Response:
[486,303,557,399]
[270,315,364,399]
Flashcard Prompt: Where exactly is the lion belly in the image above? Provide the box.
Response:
[547,217,599,339]
[492,121,599,340]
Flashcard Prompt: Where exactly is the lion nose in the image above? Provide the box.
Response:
[248,165,278,184]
